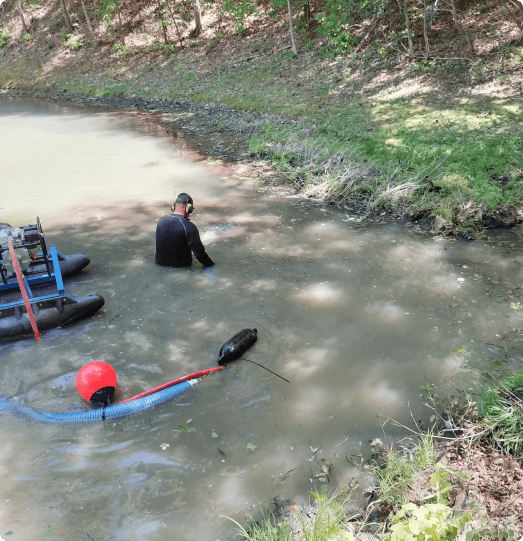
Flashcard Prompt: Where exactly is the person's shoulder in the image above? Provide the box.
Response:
[184,218,199,229]
[158,213,181,224]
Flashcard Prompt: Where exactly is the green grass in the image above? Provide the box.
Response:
[180,72,197,84]
[479,369,523,457]
[301,490,354,541]
[413,433,437,470]
[319,98,523,209]
[100,83,127,97]
[228,490,355,541]
[210,73,232,88]
[229,508,293,541]
[6,28,521,226]
[374,450,415,506]
[248,93,523,218]
[374,435,438,508]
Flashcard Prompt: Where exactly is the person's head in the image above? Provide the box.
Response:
[171,192,194,217]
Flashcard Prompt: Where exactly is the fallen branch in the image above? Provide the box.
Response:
[231,45,292,65]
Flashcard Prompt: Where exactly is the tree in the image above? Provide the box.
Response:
[403,0,413,55]
[191,0,202,36]
[79,0,96,42]
[268,0,299,54]
[16,0,28,35]
[287,0,298,54]
[156,0,169,44]
[59,0,74,34]
[303,1,312,27]
[115,0,124,42]
[422,0,429,59]
[166,0,184,48]
[448,0,473,50]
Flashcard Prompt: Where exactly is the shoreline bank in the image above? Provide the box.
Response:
[3,87,522,240]
[1,0,523,237]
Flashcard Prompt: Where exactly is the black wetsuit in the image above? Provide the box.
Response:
[155,214,214,268]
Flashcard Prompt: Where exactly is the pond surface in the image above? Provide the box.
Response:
[1,96,523,540]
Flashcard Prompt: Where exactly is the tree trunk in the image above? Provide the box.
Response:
[59,0,74,33]
[192,0,202,36]
[287,0,297,54]
[16,0,28,35]
[449,0,473,50]
[403,0,413,55]
[116,1,124,42]
[423,0,429,59]
[218,2,224,32]
[80,0,96,42]
[166,0,184,48]
[303,1,311,28]
[218,0,223,32]
[156,0,168,44]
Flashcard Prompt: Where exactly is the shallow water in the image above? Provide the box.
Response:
[1,96,523,540]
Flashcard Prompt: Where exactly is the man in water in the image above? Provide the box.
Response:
[155,192,215,268]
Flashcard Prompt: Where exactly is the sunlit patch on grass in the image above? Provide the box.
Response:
[384,137,403,147]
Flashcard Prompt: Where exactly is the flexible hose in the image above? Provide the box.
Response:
[119,367,223,404]
[0,379,198,424]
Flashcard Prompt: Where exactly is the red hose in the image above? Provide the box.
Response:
[119,366,224,404]
[8,241,41,343]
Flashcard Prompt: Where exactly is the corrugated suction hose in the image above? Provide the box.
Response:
[0,379,198,424]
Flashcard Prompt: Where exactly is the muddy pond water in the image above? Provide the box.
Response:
[1,95,523,540]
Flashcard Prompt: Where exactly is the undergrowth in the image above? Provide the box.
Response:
[479,369,523,458]
[0,29,11,48]
[248,96,523,225]
[373,437,519,540]
[228,490,355,541]
[228,434,511,541]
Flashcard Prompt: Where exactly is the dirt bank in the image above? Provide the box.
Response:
[2,0,523,236]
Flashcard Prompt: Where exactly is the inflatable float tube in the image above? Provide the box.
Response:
[0,379,198,424]
[1,252,90,283]
[21,253,90,280]
[0,294,105,342]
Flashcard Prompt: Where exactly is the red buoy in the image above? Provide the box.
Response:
[76,361,117,406]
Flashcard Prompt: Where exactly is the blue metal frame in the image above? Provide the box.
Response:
[0,250,66,293]
[0,247,76,312]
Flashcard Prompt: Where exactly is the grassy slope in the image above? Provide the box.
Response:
[1,0,523,233]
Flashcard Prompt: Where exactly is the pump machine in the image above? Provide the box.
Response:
[0,218,104,342]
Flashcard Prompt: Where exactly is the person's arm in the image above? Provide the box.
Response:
[187,223,215,267]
